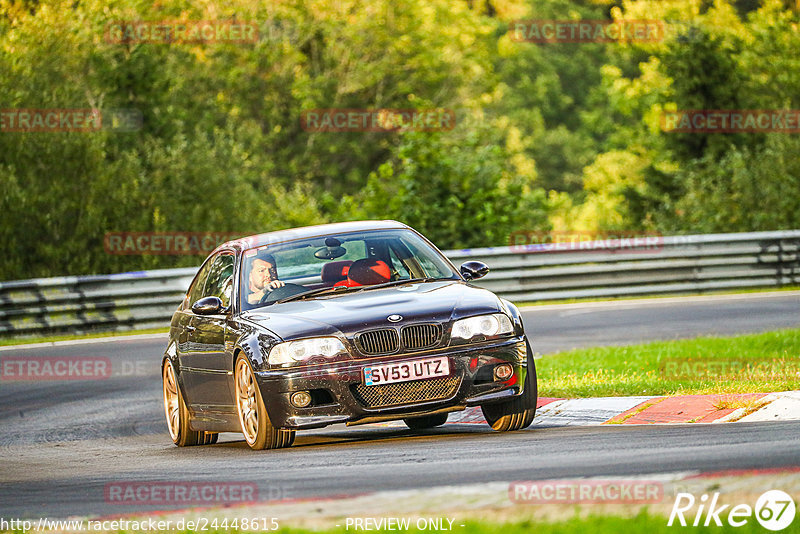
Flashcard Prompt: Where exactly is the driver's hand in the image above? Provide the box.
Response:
[268,280,285,289]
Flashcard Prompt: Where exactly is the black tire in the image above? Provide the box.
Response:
[480,339,538,432]
[234,353,295,450]
[403,412,449,430]
[163,361,203,447]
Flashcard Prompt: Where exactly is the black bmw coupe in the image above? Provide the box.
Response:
[162,220,537,450]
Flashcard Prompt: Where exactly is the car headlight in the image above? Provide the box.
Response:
[451,313,514,341]
[268,336,347,365]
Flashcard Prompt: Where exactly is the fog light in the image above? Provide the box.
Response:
[290,391,312,408]
[494,363,513,381]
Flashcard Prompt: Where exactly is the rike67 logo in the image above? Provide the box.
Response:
[669,490,796,531]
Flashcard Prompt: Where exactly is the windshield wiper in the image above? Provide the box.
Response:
[271,285,355,305]
[271,278,446,305]
[356,277,444,291]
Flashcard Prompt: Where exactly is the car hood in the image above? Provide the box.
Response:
[239,280,503,340]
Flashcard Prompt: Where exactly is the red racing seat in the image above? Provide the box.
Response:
[333,258,391,287]
[321,260,352,285]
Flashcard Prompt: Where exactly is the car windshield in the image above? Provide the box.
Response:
[240,229,459,310]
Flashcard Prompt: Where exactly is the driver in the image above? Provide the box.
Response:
[246,252,285,305]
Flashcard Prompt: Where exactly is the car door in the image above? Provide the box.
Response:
[180,252,236,410]
[174,257,215,393]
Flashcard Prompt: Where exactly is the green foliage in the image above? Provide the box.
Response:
[674,135,800,231]
[595,0,800,233]
[0,0,522,279]
[339,127,549,249]
[1,0,798,280]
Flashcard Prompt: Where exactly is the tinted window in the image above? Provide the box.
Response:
[187,258,215,305]
[203,253,235,307]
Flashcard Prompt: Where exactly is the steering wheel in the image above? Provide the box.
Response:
[259,283,306,304]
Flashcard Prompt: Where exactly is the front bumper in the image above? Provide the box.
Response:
[255,337,529,429]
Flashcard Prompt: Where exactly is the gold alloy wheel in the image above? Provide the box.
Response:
[235,357,260,445]
[162,363,181,442]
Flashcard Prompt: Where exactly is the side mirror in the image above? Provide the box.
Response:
[460,260,490,281]
[192,296,225,315]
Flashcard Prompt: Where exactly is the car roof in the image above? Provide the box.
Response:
[217,220,412,253]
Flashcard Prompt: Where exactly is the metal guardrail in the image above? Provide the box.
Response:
[1,230,798,337]
[0,268,197,337]
[448,230,800,302]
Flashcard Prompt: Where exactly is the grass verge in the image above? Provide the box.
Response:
[538,328,800,398]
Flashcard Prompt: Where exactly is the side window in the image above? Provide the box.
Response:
[203,254,235,308]
[187,259,215,305]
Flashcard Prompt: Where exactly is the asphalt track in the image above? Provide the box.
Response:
[0,291,798,519]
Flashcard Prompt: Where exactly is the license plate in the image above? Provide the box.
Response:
[363,356,450,386]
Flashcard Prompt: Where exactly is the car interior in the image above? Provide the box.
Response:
[244,236,423,292]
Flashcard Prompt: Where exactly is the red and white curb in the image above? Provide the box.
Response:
[367,391,800,428]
